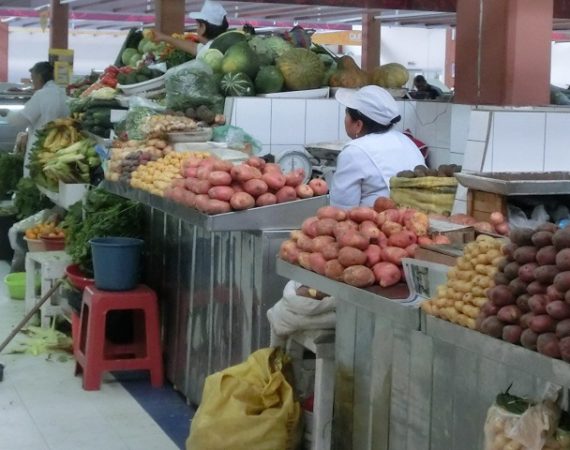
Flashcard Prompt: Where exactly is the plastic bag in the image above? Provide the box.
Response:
[212,124,263,155]
[186,347,301,450]
[165,59,224,113]
[124,97,165,140]
[508,204,550,230]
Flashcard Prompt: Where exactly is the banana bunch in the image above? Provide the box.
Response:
[42,139,101,188]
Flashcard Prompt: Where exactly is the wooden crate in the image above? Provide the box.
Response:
[467,189,508,222]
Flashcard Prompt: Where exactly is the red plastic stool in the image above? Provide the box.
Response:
[74,285,164,391]
[71,310,80,355]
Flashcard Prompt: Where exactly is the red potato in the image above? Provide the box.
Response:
[256,193,277,207]
[285,169,305,187]
[547,284,564,302]
[513,246,538,265]
[312,235,335,251]
[185,167,198,178]
[481,301,499,318]
[547,301,570,320]
[212,159,233,172]
[556,249,570,271]
[184,177,198,191]
[509,278,529,297]
[365,244,382,267]
[405,211,429,236]
[309,252,327,275]
[231,182,244,193]
[322,243,340,261]
[489,285,516,307]
[520,312,535,329]
[377,231,388,248]
[529,294,549,315]
[348,207,378,224]
[230,164,262,182]
[554,271,570,293]
[279,240,300,264]
[494,272,511,286]
[537,223,560,233]
[230,192,255,211]
[518,262,538,283]
[324,259,345,281]
[532,231,554,248]
[373,197,396,213]
[263,163,282,174]
[495,223,510,236]
[338,230,370,250]
[171,178,186,189]
[490,211,505,226]
[537,333,561,358]
[556,319,570,339]
[502,243,517,259]
[504,263,522,280]
[433,235,451,245]
[243,179,269,197]
[381,221,404,237]
[183,156,203,168]
[302,217,319,238]
[359,221,383,243]
[315,218,338,237]
[317,206,347,221]
[381,246,408,266]
[338,246,367,266]
[388,230,417,249]
[290,230,303,242]
[245,156,266,169]
[194,194,211,212]
[296,184,314,199]
[308,178,329,196]
[296,234,314,252]
[406,244,418,258]
[516,294,531,313]
[502,325,523,345]
[376,209,401,226]
[530,314,556,334]
[526,280,547,296]
[417,236,434,246]
[521,329,538,350]
[553,228,570,250]
[566,290,570,304]
[342,265,375,288]
[275,186,297,203]
[192,180,212,195]
[560,337,570,362]
[372,262,402,287]
[333,220,359,240]
[400,209,417,225]
[170,187,184,203]
[203,199,231,215]
[536,246,557,266]
[497,305,522,324]
[196,165,213,180]
[534,265,559,285]
[182,190,197,207]
[298,252,312,270]
[208,171,232,186]
[480,316,504,338]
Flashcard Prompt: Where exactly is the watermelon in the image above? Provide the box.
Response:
[276,48,325,91]
[254,66,284,94]
[220,72,255,97]
[199,48,224,73]
[221,42,259,78]
[210,31,247,54]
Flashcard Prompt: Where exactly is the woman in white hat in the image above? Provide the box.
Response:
[332,85,425,210]
[152,0,228,57]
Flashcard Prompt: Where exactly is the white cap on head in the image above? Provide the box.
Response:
[189,0,227,26]
[335,85,400,126]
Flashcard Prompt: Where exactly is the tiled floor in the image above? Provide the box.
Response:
[0,261,192,450]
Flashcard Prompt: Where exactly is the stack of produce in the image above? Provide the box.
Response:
[396,164,461,178]
[105,138,173,183]
[429,211,510,236]
[130,151,210,196]
[421,235,504,329]
[25,221,65,240]
[279,197,432,289]
[141,114,199,137]
[117,65,164,86]
[29,119,101,192]
[82,107,113,138]
[165,156,328,214]
[479,225,570,362]
[328,55,409,90]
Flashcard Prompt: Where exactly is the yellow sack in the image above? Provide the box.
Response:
[186,348,301,450]
[390,176,458,215]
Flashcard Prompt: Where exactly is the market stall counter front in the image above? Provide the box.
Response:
[103,181,327,405]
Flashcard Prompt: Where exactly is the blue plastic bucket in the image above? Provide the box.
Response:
[90,237,144,291]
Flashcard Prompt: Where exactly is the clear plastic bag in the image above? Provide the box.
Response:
[165,59,224,113]
[211,124,263,155]
[124,97,165,140]
[508,204,550,230]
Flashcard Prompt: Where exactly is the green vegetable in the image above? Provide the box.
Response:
[209,30,247,54]
[0,153,24,198]
[164,49,193,69]
[198,48,224,73]
[264,36,293,59]
[14,178,54,219]
[495,384,531,415]
[221,42,260,79]
[248,36,274,65]
[276,48,325,91]
[121,48,139,66]
[254,66,284,94]
[220,72,255,97]
[63,188,143,275]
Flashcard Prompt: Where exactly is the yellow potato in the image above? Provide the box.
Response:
[504,440,523,450]
[463,305,480,319]
[473,297,488,308]
[435,297,447,308]
[492,433,510,448]
[476,254,491,265]
[466,318,476,329]
[454,300,465,312]
[462,292,474,304]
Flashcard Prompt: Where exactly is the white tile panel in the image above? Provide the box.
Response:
[338,104,350,141]
[434,102,452,149]
[403,101,418,135]
[544,112,570,171]
[452,199,467,215]
[305,99,340,144]
[467,110,491,142]
[450,104,471,154]
[414,102,439,146]
[449,152,465,166]
[491,112,546,172]
[462,141,487,172]
[234,98,272,145]
[426,147,450,170]
[455,185,468,201]
[270,99,306,145]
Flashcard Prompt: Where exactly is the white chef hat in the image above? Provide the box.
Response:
[335,85,400,126]
[189,0,227,26]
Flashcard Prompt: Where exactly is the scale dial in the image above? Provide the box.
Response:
[276,150,313,184]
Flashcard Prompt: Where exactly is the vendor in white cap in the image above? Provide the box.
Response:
[332,85,425,210]
[151,0,228,57]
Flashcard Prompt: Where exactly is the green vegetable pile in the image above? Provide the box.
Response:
[14,178,54,219]
[63,188,143,276]
[0,153,23,198]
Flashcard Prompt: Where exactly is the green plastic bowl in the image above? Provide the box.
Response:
[4,272,26,300]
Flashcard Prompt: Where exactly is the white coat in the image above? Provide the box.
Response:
[329,130,425,210]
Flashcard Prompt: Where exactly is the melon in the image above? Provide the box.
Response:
[276,48,325,91]
[254,66,284,94]
[221,42,259,78]
[220,72,255,97]
[210,31,247,54]
[370,63,409,89]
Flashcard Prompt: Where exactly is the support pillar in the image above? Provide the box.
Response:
[455,0,553,106]
[0,24,8,82]
[49,0,69,50]
[155,0,185,36]
[444,27,456,89]
[361,12,380,71]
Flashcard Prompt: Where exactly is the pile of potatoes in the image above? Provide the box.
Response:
[396,163,461,178]
[479,225,570,361]
[430,211,510,236]
[421,235,504,329]
[165,155,329,215]
[279,197,434,289]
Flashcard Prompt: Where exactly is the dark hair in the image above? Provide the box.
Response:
[197,17,229,40]
[414,75,427,83]
[346,107,401,135]
[30,62,54,83]
[243,23,256,35]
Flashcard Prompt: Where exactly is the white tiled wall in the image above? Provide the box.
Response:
[270,99,306,145]
[544,113,570,171]
[306,100,340,144]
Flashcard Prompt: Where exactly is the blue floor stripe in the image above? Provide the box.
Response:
[113,371,195,449]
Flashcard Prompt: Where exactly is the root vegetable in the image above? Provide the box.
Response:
[308,178,329,196]
[208,186,235,202]
[490,211,505,225]
[489,285,515,307]
[556,319,570,339]
[381,246,408,265]
[285,169,305,187]
[406,244,418,258]
[279,240,300,264]
[504,262,520,279]
[301,217,319,238]
[502,325,523,344]
[529,294,549,314]
[243,179,269,197]
[359,221,382,243]
[547,284,564,302]
[262,172,286,190]
[560,336,570,362]
[256,193,277,207]
[230,192,255,211]
[497,305,522,324]
[230,164,262,182]
[296,184,314,198]
[312,236,335,253]
[365,244,382,267]
[343,265,375,288]
[495,222,510,236]
[263,163,282,174]
[376,209,401,226]
[534,265,559,285]
[556,249,570,271]
[194,194,211,212]
[338,246,367,266]
[338,230,370,250]
[203,199,231,215]
[532,231,554,248]
[208,171,232,186]
[537,333,561,358]
[554,271,570,293]
[546,301,570,320]
[317,206,347,221]
[513,246,538,265]
[527,280,548,295]
[296,234,314,252]
[494,272,511,286]
[196,165,213,180]
[275,186,297,203]
[290,230,303,241]
[322,243,340,261]
[529,314,556,333]
[433,235,451,245]
[537,246,557,266]
[405,212,429,236]
[518,263,538,283]
[315,218,338,237]
[503,243,517,259]
[474,222,494,233]
[309,252,327,275]
[417,236,434,246]
[372,262,402,287]
[246,156,266,169]
[324,259,345,281]
[510,228,534,246]
[182,190,197,207]
[520,312,535,329]
[509,278,529,297]
[381,221,404,237]
[298,252,311,270]
[521,329,538,350]
[516,294,531,313]
[348,207,377,223]
[333,220,359,240]
[388,230,417,248]
[553,228,570,250]
[373,197,396,213]
[480,316,505,338]
[192,180,212,195]
[212,159,233,172]
[185,167,198,178]
[481,301,499,318]
[231,182,244,193]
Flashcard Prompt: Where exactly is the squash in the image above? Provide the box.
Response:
[329,56,369,89]
[276,48,324,91]
[370,63,409,89]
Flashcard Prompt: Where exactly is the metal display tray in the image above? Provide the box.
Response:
[455,171,570,196]
[102,181,328,232]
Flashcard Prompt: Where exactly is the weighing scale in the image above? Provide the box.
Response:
[304,141,347,185]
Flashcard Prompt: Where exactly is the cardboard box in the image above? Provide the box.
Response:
[414,244,464,267]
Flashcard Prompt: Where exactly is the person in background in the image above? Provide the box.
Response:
[0,62,69,176]
[332,85,425,210]
[151,0,228,58]
[413,75,443,99]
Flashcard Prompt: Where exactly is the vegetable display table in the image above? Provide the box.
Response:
[103,181,327,405]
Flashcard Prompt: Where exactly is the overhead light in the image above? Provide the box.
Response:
[34,4,50,11]
[1,17,16,23]
[60,0,81,4]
